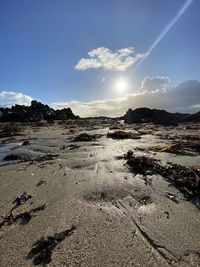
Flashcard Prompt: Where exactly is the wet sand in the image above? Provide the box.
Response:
[0,121,200,267]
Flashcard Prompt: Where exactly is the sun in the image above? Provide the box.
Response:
[115,79,127,92]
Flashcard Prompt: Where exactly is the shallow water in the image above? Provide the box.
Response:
[0,142,23,162]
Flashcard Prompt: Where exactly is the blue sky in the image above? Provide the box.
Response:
[0,0,200,116]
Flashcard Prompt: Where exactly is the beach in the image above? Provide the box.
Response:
[0,121,200,267]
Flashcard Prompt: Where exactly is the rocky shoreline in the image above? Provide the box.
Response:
[0,100,79,122]
[1,101,200,127]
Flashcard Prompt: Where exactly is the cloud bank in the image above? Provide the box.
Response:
[0,91,33,106]
[1,78,199,117]
[75,47,145,71]
[51,78,200,117]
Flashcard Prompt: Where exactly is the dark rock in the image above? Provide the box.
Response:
[0,100,79,122]
[123,107,188,126]
[183,111,200,122]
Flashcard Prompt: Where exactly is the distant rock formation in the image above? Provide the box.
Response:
[183,111,200,122]
[0,100,79,122]
[123,107,200,126]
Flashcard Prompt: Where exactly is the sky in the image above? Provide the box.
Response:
[0,0,200,116]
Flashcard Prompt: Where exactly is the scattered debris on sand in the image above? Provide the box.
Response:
[107,130,141,140]
[126,153,200,199]
[109,125,123,130]
[0,124,22,138]
[165,192,179,204]
[27,225,76,266]
[36,180,47,187]
[73,133,102,142]
[183,142,200,153]
[3,153,31,162]
[62,129,77,135]
[137,195,152,205]
[12,192,32,210]
[153,143,183,153]
[126,155,161,175]
[3,153,58,163]
[0,204,46,228]
[33,154,59,162]
[60,145,67,150]
[162,164,200,199]
[67,144,80,150]
[22,140,31,146]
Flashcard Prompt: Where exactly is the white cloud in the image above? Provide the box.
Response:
[140,76,170,92]
[75,47,145,71]
[51,78,200,117]
[0,91,33,106]
[1,79,199,117]
[191,104,200,109]
[51,94,141,117]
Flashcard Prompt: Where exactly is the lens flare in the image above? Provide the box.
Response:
[132,0,194,72]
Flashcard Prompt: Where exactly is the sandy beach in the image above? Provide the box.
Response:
[0,121,200,267]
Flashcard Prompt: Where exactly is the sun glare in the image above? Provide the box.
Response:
[115,79,127,92]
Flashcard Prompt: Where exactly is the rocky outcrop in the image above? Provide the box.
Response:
[0,100,79,122]
[183,111,200,122]
[124,108,189,126]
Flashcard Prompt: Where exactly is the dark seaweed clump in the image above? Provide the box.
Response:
[107,130,141,140]
[126,153,200,199]
[74,133,101,142]
[0,204,46,228]
[27,225,76,266]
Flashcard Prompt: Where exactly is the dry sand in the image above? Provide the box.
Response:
[0,121,200,267]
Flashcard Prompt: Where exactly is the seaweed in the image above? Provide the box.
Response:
[0,204,46,228]
[126,154,200,199]
[73,133,102,142]
[107,130,141,140]
[27,225,76,266]
[12,192,32,210]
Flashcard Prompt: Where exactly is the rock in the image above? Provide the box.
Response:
[0,100,79,122]
[183,111,200,122]
[123,107,188,126]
